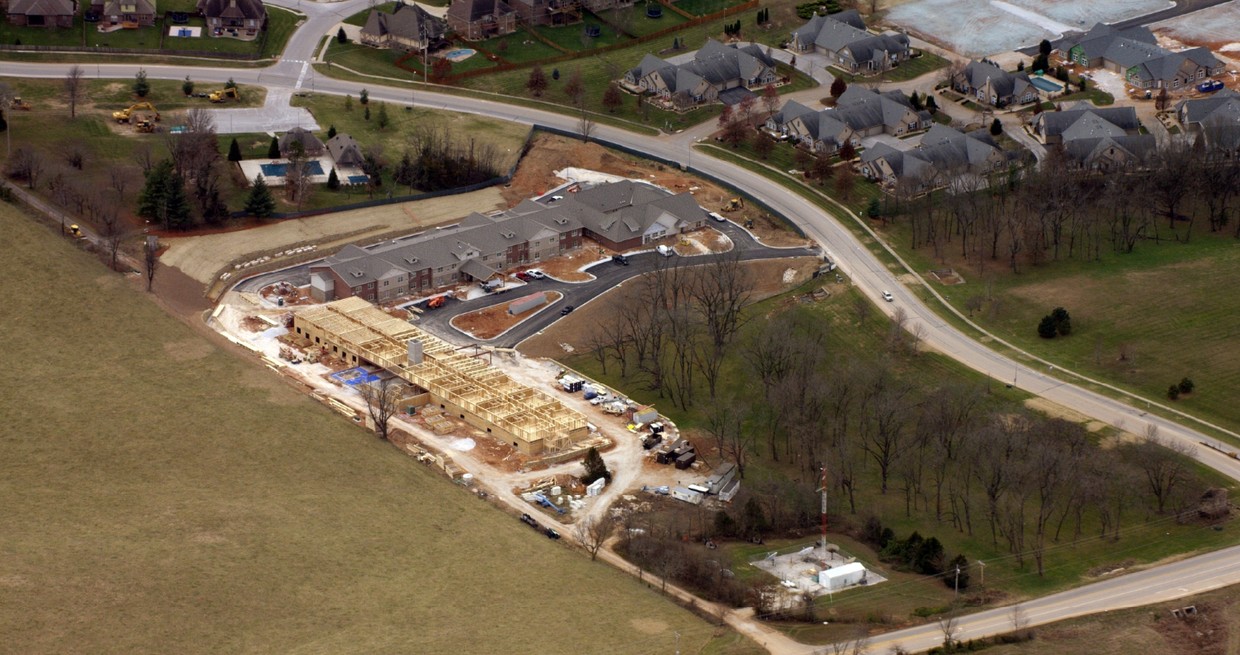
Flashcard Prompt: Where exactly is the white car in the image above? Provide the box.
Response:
[709,211,726,223]
[655,245,674,257]
[548,195,564,202]
[881,291,894,302]
[525,269,546,280]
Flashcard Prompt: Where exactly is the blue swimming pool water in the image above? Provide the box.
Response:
[443,48,476,62]
[260,160,325,177]
[1030,77,1062,92]
[348,175,370,185]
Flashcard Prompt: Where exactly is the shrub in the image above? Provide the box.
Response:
[1168,385,1181,400]
[1178,377,1195,394]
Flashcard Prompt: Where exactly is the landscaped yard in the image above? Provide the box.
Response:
[0,204,756,655]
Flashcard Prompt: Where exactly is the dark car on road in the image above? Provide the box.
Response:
[612,254,629,266]
[560,305,575,316]
[520,513,538,528]
[544,527,561,539]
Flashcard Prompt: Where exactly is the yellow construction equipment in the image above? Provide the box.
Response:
[134,116,157,133]
[722,197,744,212]
[113,102,160,123]
[209,87,240,103]
[10,97,32,111]
[68,224,85,239]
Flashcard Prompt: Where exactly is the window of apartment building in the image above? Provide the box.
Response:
[383,280,389,287]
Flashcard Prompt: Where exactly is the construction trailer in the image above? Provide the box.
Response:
[295,297,589,455]
[706,462,737,494]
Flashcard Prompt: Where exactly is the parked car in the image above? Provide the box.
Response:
[544,527,561,539]
[656,245,674,257]
[548,195,564,202]
[515,271,532,282]
[520,513,538,528]
[881,290,894,302]
[561,305,575,316]
[525,269,546,280]
[612,254,629,266]
[709,211,726,222]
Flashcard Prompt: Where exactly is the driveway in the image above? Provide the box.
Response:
[859,132,922,151]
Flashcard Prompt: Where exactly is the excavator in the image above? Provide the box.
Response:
[113,102,160,123]
[208,87,240,103]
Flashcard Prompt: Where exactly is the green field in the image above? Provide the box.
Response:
[0,203,759,654]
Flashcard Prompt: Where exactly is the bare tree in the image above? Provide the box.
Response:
[64,64,84,119]
[1009,601,1030,640]
[938,613,959,650]
[6,147,44,189]
[133,142,155,175]
[705,396,753,478]
[360,377,403,441]
[577,106,595,143]
[143,236,158,292]
[98,196,129,271]
[574,513,616,561]
[1131,425,1196,514]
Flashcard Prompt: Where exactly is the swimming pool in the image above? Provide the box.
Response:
[1030,76,1062,93]
[443,48,476,62]
[347,175,370,185]
[260,160,325,177]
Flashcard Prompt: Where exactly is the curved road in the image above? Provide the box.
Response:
[6,5,1240,652]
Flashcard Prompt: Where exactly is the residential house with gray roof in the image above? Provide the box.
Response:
[1062,23,1223,91]
[623,40,777,107]
[326,134,365,168]
[91,0,156,27]
[198,0,265,35]
[1032,103,1153,170]
[360,3,446,52]
[308,181,706,302]
[1176,90,1240,153]
[446,0,515,40]
[860,124,1005,191]
[953,60,1040,108]
[765,87,931,155]
[6,0,75,27]
[279,127,326,157]
[789,9,910,75]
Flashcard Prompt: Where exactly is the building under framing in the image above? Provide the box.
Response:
[295,297,589,455]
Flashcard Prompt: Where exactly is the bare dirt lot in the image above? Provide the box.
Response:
[451,291,563,340]
[519,256,819,359]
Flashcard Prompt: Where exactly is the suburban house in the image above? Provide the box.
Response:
[308,181,707,303]
[279,127,326,157]
[1061,23,1223,91]
[789,9,911,74]
[1032,103,1154,170]
[446,0,516,40]
[1176,90,1240,152]
[953,60,1040,107]
[90,0,157,27]
[623,40,778,107]
[765,87,931,154]
[6,0,75,27]
[507,0,580,27]
[326,134,365,168]
[197,0,266,36]
[360,3,446,52]
[860,124,1005,191]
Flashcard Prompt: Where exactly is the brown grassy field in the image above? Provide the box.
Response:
[0,202,759,655]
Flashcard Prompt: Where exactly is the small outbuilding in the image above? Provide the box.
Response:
[819,562,868,591]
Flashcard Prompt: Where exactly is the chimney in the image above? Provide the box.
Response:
[407,339,423,365]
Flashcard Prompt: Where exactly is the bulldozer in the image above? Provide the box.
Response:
[68,224,85,239]
[134,115,157,133]
[113,102,160,123]
[722,197,744,212]
[209,87,240,103]
[10,97,32,111]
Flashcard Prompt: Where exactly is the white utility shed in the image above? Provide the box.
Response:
[819,562,868,591]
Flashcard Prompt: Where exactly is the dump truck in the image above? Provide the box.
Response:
[113,102,160,123]
[209,87,240,103]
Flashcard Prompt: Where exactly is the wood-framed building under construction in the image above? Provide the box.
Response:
[294,297,589,455]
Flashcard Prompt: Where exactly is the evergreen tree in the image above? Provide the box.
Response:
[138,160,192,230]
[225,77,238,89]
[327,124,337,139]
[581,447,610,485]
[245,174,277,218]
[345,94,353,111]
[909,90,922,110]
[364,105,371,121]
[866,196,881,218]
[830,77,847,98]
[926,95,938,112]
[336,27,348,44]
[133,68,150,98]
[0,110,8,133]
[227,138,242,162]
[359,88,369,105]
[326,168,340,191]
[182,76,194,96]
[376,102,389,130]
[990,118,1003,135]
[267,135,280,159]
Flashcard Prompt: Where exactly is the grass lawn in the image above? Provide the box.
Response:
[536,18,629,51]
[674,0,751,16]
[601,4,692,36]
[1054,87,1115,106]
[344,1,396,26]
[0,204,758,655]
[484,29,563,63]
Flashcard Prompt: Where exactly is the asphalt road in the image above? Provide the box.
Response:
[8,4,1240,652]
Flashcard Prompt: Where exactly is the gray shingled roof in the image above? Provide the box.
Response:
[197,0,264,20]
[102,0,155,16]
[1062,135,1156,165]
[447,0,513,22]
[8,0,74,15]
[628,39,775,96]
[864,125,1001,184]
[325,134,364,166]
[1177,90,1240,124]
[362,3,445,42]
[1037,106,1140,139]
[961,60,1033,99]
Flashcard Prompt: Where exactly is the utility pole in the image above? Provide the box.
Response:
[977,560,985,586]
[954,565,960,599]
[674,631,680,655]
[818,463,828,553]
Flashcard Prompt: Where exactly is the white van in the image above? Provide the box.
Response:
[656,245,674,257]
